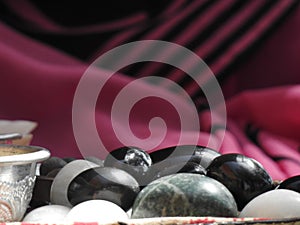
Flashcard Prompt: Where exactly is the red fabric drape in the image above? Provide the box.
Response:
[0,1,300,180]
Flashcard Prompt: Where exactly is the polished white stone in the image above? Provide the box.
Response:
[23,205,71,222]
[65,200,129,223]
[239,189,300,218]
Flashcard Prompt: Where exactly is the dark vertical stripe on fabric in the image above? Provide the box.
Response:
[178,0,273,89]
[133,0,240,80]
[118,0,212,77]
[190,0,298,108]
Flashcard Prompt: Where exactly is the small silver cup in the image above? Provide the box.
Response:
[0,144,50,222]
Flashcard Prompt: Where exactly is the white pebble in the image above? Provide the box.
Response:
[65,200,129,223]
[239,189,300,218]
[23,205,71,222]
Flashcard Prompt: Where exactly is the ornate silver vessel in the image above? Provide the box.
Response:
[0,144,50,222]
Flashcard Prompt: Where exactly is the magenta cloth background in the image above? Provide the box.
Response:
[0,1,300,180]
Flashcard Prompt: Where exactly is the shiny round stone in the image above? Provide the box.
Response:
[131,173,238,218]
[40,156,67,176]
[191,146,221,169]
[105,146,151,168]
[155,161,206,177]
[104,146,152,186]
[65,200,128,223]
[124,148,152,169]
[67,166,140,211]
[46,168,61,178]
[23,205,71,222]
[207,153,273,210]
[239,189,300,218]
[147,145,218,182]
[277,175,300,193]
[147,157,207,181]
[150,145,220,169]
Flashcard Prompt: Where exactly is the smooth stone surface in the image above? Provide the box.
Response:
[104,146,152,186]
[68,166,140,211]
[131,173,238,218]
[50,159,99,207]
[46,168,61,178]
[277,175,300,193]
[23,205,71,222]
[147,159,206,181]
[104,146,151,169]
[149,145,220,169]
[39,156,67,176]
[156,161,206,176]
[65,200,128,223]
[190,146,221,169]
[239,189,300,218]
[207,153,273,210]
[146,145,218,184]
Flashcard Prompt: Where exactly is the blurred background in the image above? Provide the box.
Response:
[0,0,300,180]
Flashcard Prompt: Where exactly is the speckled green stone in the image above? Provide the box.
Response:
[131,173,238,218]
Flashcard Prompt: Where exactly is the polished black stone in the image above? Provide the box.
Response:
[131,173,238,218]
[46,168,61,178]
[206,153,273,211]
[145,145,218,183]
[104,146,152,186]
[67,166,140,211]
[149,145,220,168]
[124,148,152,168]
[104,146,151,167]
[146,156,207,182]
[40,156,67,176]
[191,146,221,168]
[277,175,300,193]
[152,162,206,179]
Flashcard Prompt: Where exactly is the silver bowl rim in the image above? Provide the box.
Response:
[0,144,50,165]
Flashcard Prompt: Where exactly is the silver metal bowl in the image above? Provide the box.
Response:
[0,144,50,222]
